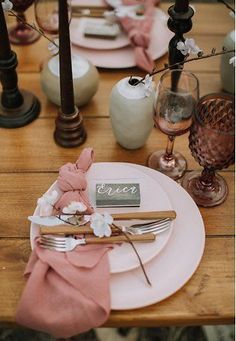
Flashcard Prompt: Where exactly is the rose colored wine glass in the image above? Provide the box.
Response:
[34,0,71,36]
[182,93,235,207]
[9,0,40,45]
[148,69,199,180]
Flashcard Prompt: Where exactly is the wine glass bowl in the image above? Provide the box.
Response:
[182,93,235,207]
[34,0,59,35]
[148,69,199,180]
[9,0,40,45]
[34,0,71,35]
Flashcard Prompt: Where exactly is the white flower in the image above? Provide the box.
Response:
[2,0,13,11]
[229,56,236,67]
[38,190,59,206]
[37,190,59,216]
[62,201,87,214]
[90,212,113,238]
[48,38,59,55]
[143,74,154,97]
[177,38,202,56]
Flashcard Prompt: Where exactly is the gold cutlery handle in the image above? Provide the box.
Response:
[40,225,94,235]
[85,233,156,244]
[111,210,176,220]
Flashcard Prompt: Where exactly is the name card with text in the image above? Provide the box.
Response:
[96,183,140,207]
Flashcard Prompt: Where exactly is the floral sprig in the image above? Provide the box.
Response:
[37,193,151,285]
[131,44,235,86]
[2,0,58,50]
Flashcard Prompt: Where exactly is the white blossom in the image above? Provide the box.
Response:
[177,38,202,56]
[37,190,59,216]
[143,74,154,97]
[2,0,13,11]
[90,212,113,238]
[62,201,87,214]
[229,56,235,67]
[48,38,59,55]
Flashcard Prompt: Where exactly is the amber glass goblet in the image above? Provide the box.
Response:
[9,0,40,45]
[148,69,199,180]
[182,93,235,207]
[34,0,71,36]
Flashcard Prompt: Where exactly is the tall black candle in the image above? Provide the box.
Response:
[0,3,12,59]
[174,0,189,13]
[58,0,75,115]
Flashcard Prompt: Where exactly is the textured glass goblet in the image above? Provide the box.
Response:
[9,0,40,45]
[182,93,235,207]
[148,69,199,180]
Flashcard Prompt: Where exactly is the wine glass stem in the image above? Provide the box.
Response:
[164,135,175,160]
[199,168,215,189]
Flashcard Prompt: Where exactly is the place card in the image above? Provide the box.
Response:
[96,183,140,207]
[83,22,120,40]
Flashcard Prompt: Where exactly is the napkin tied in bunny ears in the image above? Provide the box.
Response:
[16,148,113,338]
[54,147,94,214]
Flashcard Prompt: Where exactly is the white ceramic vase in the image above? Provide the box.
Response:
[220,30,235,94]
[109,76,155,150]
[40,54,99,107]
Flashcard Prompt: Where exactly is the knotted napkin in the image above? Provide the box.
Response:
[54,147,94,214]
[16,148,112,338]
[114,0,157,72]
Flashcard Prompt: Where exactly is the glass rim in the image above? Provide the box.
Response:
[158,68,200,94]
[194,93,235,136]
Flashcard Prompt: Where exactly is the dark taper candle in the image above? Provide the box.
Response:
[0,2,11,59]
[58,0,74,115]
[174,0,189,13]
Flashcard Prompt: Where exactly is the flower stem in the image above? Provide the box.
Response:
[112,223,152,286]
[133,49,235,86]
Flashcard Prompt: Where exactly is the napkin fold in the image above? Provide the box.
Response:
[114,0,157,72]
[55,147,94,214]
[16,148,113,338]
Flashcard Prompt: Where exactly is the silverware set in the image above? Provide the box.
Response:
[34,210,176,252]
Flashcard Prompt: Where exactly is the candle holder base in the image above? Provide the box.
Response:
[54,107,87,148]
[0,89,40,128]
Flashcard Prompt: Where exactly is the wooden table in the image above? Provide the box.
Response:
[0,3,234,328]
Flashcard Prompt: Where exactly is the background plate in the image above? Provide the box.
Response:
[71,8,173,68]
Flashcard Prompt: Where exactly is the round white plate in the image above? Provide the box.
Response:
[71,8,173,68]
[70,18,130,50]
[109,163,205,310]
[30,163,173,274]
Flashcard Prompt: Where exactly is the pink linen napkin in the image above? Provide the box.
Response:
[115,0,157,72]
[54,147,94,214]
[16,148,113,338]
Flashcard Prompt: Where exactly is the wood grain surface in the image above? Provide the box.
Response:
[0,3,234,327]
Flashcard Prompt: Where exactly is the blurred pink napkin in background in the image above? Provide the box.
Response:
[16,148,113,338]
[111,0,158,72]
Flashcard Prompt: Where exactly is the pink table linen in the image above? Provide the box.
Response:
[16,148,113,338]
[114,0,158,72]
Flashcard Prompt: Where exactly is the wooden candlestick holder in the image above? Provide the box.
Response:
[0,4,40,128]
[54,107,87,148]
[54,0,86,147]
[167,2,194,90]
